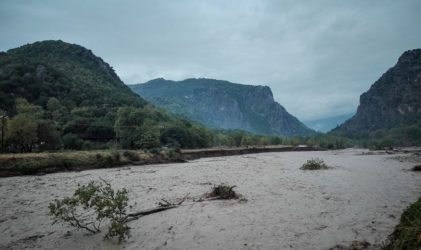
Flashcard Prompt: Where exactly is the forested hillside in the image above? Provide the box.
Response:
[0,40,290,152]
[130,78,314,136]
[0,41,215,151]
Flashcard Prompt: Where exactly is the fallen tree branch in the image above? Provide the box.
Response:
[177,193,189,205]
[125,194,190,222]
[125,206,178,222]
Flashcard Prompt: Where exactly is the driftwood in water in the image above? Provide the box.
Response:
[125,195,188,222]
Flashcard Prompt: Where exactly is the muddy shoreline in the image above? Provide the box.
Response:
[0,146,322,177]
[181,146,323,160]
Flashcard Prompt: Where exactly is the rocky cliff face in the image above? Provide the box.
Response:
[130,78,314,136]
[336,49,421,132]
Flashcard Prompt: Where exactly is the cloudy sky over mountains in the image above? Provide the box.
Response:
[1,0,420,120]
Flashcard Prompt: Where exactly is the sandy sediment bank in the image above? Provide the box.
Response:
[181,146,322,160]
[0,146,321,177]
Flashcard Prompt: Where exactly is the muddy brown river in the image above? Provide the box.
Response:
[0,149,420,250]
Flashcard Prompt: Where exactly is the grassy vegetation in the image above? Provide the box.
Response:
[300,158,329,170]
[0,148,182,177]
[382,198,421,250]
[206,184,240,200]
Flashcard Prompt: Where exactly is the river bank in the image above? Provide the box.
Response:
[0,146,321,177]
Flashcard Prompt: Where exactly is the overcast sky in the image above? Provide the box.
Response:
[1,0,420,121]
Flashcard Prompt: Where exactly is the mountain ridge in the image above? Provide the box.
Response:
[335,48,421,133]
[130,78,314,137]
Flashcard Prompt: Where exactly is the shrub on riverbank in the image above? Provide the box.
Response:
[382,198,421,250]
[206,184,239,200]
[300,158,329,170]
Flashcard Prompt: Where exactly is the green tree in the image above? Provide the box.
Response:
[0,109,7,152]
[7,115,38,152]
[133,118,160,149]
[240,136,254,147]
[37,120,61,150]
[270,137,282,145]
[114,107,138,149]
[47,97,61,112]
[15,98,43,118]
[62,133,86,150]
[135,125,160,149]
[114,107,161,149]
[49,181,130,242]
[161,127,189,148]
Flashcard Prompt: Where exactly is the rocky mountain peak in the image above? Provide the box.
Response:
[334,49,421,133]
[398,49,421,64]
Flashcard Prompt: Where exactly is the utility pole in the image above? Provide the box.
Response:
[1,115,7,153]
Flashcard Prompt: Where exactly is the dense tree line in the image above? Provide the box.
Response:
[330,121,421,149]
[2,97,419,153]
[0,98,207,152]
[0,98,288,153]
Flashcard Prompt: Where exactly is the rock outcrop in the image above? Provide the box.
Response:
[336,49,421,132]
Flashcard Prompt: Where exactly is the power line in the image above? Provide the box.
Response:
[64,124,167,128]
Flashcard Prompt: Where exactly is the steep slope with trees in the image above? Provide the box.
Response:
[0,40,145,113]
[0,40,214,151]
[130,78,314,137]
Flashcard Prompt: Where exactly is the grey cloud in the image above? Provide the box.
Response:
[1,0,420,120]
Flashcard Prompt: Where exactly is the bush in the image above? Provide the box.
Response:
[111,150,120,161]
[95,151,123,169]
[411,165,421,171]
[167,149,177,158]
[382,198,421,250]
[62,133,85,150]
[123,150,140,161]
[49,180,130,242]
[328,241,371,250]
[300,158,329,170]
[148,147,161,154]
[206,184,239,200]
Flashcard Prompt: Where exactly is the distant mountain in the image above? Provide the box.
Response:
[304,113,354,133]
[0,40,145,113]
[335,49,421,133]
[130,78,314,136]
